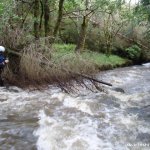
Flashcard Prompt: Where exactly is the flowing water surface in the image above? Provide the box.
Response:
[0,64,150,150]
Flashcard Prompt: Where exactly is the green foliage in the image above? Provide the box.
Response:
[53,43,76,52]
[60,18,79,44]
[125,45,142,60]
[141,0,150,20]
[0,0,149,62]
[0,2,4,14]
[140,0,150,39]
[64,0,80,10]
[82,51,127,66]
[0,0,19,30]
[52,44,127,68]
[134,1,150,22]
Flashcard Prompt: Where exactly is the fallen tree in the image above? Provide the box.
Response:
[6,48,112,91]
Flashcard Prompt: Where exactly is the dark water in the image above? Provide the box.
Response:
[0,63,150,150]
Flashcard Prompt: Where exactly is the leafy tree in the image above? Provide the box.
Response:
[141,0,150,21]
[73,0,125,53]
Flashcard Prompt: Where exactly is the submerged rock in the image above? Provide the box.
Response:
[113,87,125,93]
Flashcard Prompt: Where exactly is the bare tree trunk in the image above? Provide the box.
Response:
[34,0,40,39]
[53,0,65,38]
[39,0,44,30]
[44,0,50,37]
[75,16,88,53]
[75,0,90,53]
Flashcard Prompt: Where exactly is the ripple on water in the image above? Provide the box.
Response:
[0,64,150,150]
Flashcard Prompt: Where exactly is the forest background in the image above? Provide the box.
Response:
[0,0,149,87]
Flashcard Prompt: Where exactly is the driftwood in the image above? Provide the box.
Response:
[7,48,22,56]
[73,72,112,86]
[6,48,112,87]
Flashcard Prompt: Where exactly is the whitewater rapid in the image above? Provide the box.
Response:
[0,63,150,150]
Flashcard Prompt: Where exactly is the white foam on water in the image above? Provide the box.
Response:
[0,88,29,108]
[63,96,94,115]
[35,110,123,150]
[0,87,55,114]
[117,114,138,130]
[1,64,150,150]
[34,110,60,150]
[142,63,150,67]
[34,109,134,150]
[138,125,150,134]
[108,90,148,105]
[51,93,66,102]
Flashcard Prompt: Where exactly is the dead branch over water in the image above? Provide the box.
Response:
[6,48,112,92]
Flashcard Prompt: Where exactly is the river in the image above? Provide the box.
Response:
[0,64,150,150]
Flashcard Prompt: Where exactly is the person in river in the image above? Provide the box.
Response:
[0,46,9,86]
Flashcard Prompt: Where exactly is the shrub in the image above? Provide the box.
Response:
[125,45,142,61]
[0,26,34,49]
[18,43,97,87]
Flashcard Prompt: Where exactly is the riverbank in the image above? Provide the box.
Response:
[53,44,130,70]
[4,44,130,88]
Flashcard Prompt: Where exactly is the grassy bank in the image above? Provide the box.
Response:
[52,44,129,70]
